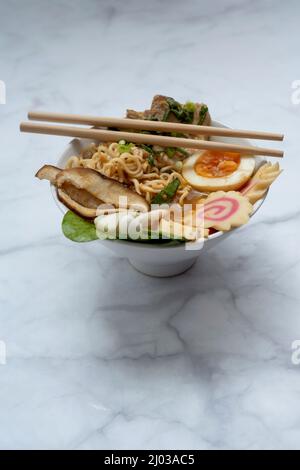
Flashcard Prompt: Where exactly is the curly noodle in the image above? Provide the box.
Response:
[65,142,192,204]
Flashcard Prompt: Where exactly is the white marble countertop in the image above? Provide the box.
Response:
[0,0,300,450]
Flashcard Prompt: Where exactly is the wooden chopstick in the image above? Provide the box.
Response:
[20,121,284,158]
[28,111,284,142]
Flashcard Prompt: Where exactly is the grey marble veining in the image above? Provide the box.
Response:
[0,0,300,450]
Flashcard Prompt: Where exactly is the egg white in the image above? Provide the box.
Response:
[182,151,256,192]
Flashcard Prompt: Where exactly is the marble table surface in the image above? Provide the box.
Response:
[0,0,300,450]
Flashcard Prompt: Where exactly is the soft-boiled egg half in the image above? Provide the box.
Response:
[182,150,256,192]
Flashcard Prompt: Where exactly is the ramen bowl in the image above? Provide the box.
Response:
[52,121,267,277]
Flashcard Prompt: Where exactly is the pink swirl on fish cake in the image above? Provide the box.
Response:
[197,196,240,223]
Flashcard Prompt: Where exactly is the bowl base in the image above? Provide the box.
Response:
[128,257,197,277]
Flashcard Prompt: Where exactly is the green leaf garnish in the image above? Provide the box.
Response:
[148,154,155,166]
[166,147,176,158]
[166,147,189,158]
[184,101,196,113]
[182,101,196,124]
[166,97,183,121]
[62,211,98,243]
[141,144,154,154]
[118,142,134,154]
[177,147,190,158]
[166,97,182,112]
[162,109,170,121]
[152,178,180,204]
[198,105,208,125]
[140,144,155,166]
[166,97,195,124]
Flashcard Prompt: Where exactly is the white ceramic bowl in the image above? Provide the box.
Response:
[52,121,267,277]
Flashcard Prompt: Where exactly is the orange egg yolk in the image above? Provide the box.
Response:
[194,151,241,178]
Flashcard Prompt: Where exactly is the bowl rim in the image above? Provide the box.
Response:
[50,120,268,250]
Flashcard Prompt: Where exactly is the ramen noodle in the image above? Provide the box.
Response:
[65,142,192,205]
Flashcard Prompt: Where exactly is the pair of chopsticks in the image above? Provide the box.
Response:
[20,111,284,158]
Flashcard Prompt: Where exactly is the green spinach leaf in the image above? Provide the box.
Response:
[62,211,98,243]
